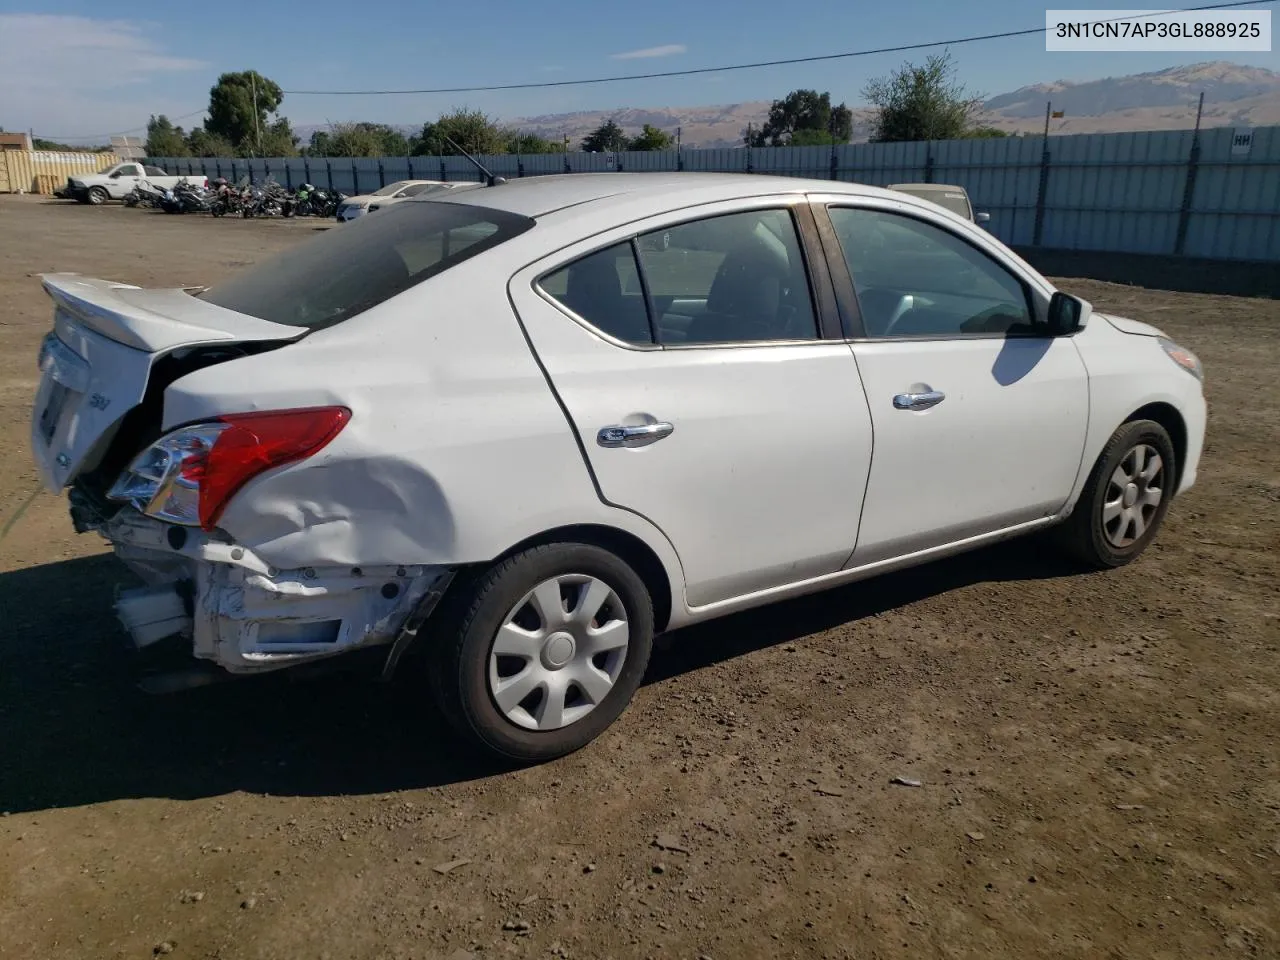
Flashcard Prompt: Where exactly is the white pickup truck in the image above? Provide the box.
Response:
[63,162,207,205]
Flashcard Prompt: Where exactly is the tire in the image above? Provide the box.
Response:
[1054,419,1176,569]
[428,543,655,764]
[87,187,109,206]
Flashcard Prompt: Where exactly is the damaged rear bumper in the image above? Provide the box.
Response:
[99,509,451,674]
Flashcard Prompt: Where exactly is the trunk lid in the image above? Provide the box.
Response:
[31,274,306,492]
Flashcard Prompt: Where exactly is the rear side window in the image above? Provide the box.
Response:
[200,201,534,330]
[537,207,818,346]
[541,243,653,344]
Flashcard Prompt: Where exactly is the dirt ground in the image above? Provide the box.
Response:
[0,195,1276,960]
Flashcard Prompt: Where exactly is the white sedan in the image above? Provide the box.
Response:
[30,173,1206,762]
[335,179,479,221]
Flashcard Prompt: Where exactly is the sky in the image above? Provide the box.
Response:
[2,0,1277,143]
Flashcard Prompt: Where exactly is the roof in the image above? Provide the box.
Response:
[428,172,909,219]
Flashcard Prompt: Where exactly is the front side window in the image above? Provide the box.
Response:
[114,165,141,178]
[829,207,1036,339]
[201,201,534,330]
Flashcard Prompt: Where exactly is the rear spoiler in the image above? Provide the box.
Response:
[42,274,307,354]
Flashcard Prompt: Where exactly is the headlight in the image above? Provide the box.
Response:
[1158,337,1204,382]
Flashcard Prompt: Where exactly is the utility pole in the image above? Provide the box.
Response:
[251,72,262,156]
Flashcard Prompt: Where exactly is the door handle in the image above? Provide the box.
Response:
[893,390,946,411]
[597,422,674,448]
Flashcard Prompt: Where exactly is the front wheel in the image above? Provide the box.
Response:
[428,543,655,763]
[87,187,109,205]
[1054,419,1176,569]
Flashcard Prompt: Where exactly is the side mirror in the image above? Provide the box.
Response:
[1048,291,1091,336]
[975,211,991,223]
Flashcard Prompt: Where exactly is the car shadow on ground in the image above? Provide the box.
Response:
[0,541,1080,814]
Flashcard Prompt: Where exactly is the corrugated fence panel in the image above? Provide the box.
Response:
[845,141,929,185]
[144,126,1280,261]
[930,137,1040,246]
[1185,126,1280,261]
[0,150,117,193]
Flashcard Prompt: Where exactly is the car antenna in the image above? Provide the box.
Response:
[443,136,506,186]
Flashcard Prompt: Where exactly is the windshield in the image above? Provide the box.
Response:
[200,200,534,330]
[893,186,973,221]
[400,183,448,198]
[371,181,411,197]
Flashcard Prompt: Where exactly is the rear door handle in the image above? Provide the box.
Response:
[893,390,946,411]
[597,422,674,448]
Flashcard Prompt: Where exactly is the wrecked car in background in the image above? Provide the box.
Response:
[31,173,1206,763]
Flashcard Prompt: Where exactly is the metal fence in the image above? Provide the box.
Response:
[149,124,1280,262]
[0,150,116,195]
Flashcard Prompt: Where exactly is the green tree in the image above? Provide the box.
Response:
[749,90,853,147]
[186,127,237,158]
[581,119,629,153]
[412,109,509,156]
[32,138,111,152]
[205,70,285,154]
[308,122,408,157]
[628,124,674,151]
[963,125,1008,138]
[863,52,985,143]
[505,131,560,154]
[146,115,189,157]
[307,130,334,156]
[256,118,299,157]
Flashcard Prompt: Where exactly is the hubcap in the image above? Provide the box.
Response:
[488,574,630,731]
[542,632,576,669]
[1102,443,1165,548]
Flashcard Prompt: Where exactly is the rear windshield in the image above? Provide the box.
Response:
[200,200,534,330]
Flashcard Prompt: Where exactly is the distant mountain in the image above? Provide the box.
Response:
[501,62,1278,146]
[294,62,1278,151]
[984,62,1280,117]
[503,103,775,150]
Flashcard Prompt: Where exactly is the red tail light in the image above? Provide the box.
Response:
[197,406,351,530]
[109,406,351,531]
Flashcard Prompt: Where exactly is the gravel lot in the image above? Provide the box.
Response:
[1,195,1276,960]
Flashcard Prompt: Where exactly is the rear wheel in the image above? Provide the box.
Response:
[428,543,654,763]
[88,187,109,205]
[1055,419,1176,569]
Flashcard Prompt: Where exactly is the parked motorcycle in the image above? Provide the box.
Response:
[208,178,245,217]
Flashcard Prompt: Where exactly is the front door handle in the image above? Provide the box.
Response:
[597,422,674,448]
[893,389,946,411]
